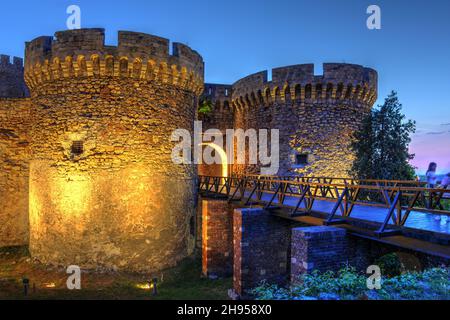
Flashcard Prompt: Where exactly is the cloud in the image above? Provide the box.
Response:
[441,123,450,126]
[426,131,446,135]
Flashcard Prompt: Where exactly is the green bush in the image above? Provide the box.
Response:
[198,99,213,116]
[442,200,450,211]
[375,253,403,277]
[291,267,367,299]
[251,267,450,300]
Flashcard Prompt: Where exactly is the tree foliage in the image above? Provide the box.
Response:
[198,99,213,116]
[351,91,416,180]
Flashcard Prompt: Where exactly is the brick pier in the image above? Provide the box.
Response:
[233,208,291,296]
[201,199,233,278]
[290,226,348,284]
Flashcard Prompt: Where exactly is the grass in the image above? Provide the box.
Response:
[0,247,231,300]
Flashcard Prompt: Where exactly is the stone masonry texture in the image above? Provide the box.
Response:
[201,199,233,278]
[233,207,291,296]
[290,226,348,284]
[0,55,29,98]
[0,56,30,247]
[0,98,32,247]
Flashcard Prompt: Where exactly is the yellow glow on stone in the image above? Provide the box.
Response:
[44,283,56,288]
[201,143,228,178]
[57,174,92,218]
[29,185,43,234]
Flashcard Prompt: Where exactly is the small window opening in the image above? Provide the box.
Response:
[71,141,84,156]
[305,84,312,99]
[296,154,308,166]
[225,89,229,97]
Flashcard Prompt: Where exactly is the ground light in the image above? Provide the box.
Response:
[136,283,153,290]
[136,278,158,295]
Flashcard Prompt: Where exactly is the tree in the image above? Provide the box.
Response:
[198,99,213,116]
[351,91,416,180]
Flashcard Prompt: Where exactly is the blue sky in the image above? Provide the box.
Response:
[0,0,449,174]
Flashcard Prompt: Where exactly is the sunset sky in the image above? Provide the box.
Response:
[0,0,449,174]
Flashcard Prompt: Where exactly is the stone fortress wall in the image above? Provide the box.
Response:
[0,28,204,272]
[201,83,234,132]
[201,63,378,177]
[0,27,378,272]
[0,55,31,247]
[0,98,31,247]
[0,55,29,98]
[198,83,234,177]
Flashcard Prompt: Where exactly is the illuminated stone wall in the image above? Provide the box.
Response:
[198,84,234,177]
[24,29,204,271]
[0,98,31,247]
[202,64,378,177]
[198,161,224,177]
[232,64,377,177]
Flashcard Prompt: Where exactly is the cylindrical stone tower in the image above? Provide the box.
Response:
[24,29,204,271]
[231,63,378,177]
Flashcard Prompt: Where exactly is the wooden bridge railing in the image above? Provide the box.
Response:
[231,174,428,188]
[198,175,450,236]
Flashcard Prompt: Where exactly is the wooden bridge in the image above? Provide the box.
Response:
[198,175,450,260]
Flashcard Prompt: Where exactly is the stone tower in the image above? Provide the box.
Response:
[201,63,378,177]
[0,55,29,98]
[24,29,204,271]
[0,55,31,247]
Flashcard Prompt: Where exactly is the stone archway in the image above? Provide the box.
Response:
[199,143,228,178]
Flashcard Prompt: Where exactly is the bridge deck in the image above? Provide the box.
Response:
[252,191,450,234]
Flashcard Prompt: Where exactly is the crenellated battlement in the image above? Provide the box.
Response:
[203,83,233,111]
[24,29,204,95]
[231,63,377,110]
[0,54,29,98]
[0,55,23,69]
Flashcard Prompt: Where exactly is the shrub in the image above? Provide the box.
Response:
[251,267,450,300]
[292,267,367,299]
[375,253,403,277]
[198,99,213,116]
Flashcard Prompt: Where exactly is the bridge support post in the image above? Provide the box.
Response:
[233,208,291,297]
[202,199,233,278]
[291,226,348,285]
